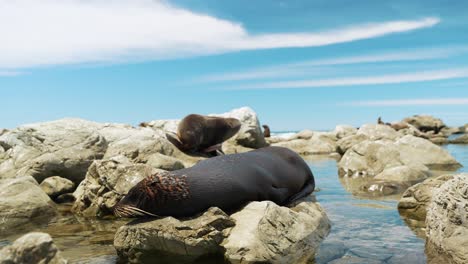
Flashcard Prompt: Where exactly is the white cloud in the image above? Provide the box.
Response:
[226,68,468,89]
[344,98,468,106]
[198,46,466,82]
[0,0,440,69]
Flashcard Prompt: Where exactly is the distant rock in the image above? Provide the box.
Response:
[426,174,468,264]
[333,125,358,139]
[0,176,57,235]
[72,157,162,218]
[40,176,75,199]
[272,137,336,155]
[336,134,369,155]
[402,115,445,133]
[449,134,468,144]
[356,124,400,141]
[429,137,448,145]
[0,232,67,264]
[440,126,464,137]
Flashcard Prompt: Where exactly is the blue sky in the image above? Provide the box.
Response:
[1,0,467,130]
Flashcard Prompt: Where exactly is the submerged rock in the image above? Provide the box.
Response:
[40,176,75,199]
[426,174,468,264]
[0,176,57,235]
[72,157,162,218]
[0,232,67,264]
[114,197,330,264]
[114,207,235,263]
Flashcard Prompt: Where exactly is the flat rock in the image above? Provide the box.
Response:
[72,157,163,217]
[0,176,57,235]
[0,232,67,264]
[272,137,337,155]
[223,198,330,263]
[40,176,75,199]
[426,173,468,264]
[114,207,235,263]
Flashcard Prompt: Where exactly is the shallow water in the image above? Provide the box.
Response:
[1,141,467,263]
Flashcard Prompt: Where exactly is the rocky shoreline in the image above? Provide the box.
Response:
[0,107,467,263]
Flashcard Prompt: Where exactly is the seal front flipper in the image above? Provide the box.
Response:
[285,178,315,205]
[166,132,186,151]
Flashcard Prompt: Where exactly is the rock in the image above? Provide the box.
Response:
[338,140,403,178]
[72,157,162,217]
[223,198,330,263]
[328,255,384,264]
[0,119,108,184]
[290,129,314,140]
[336,134,369,155]
[141,119,179,134]
[211,107,267,149]
[359,180,409,196]
[333,125,358,139]
[356,124,400,141]
[55,193,76,204]
[221,141,255,155]
[440,126,464,137]
[272,137,336,155]
[114,207,235,263]
[387,251,426,264]
[398,174,455,222]
[0,232,67,264]
[374,165,430,183]
[0,176,57,235]
[429,137,448,145]
[402,115,445,133]
[40,176,75,199]
[450,134,468,144]
[145,153,184,171]
[395,135,461,170]
[314,241,347,263]
[265,137,287,144]
[425,174,468,264]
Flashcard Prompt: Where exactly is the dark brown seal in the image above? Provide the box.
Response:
[262,124,271,138]
[113,146,315,218]
[167,114,241,155]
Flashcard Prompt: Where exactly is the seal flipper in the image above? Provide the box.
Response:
[202,143,222,153]
[286,178,315,204]
[166,132,186,151]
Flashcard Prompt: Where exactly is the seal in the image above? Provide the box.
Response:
[166,114,241,155]
[113,146,315,218]
[262,124,271,138]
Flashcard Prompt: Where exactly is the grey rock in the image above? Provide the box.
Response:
[40,176,75,199]
[426,173,468,264]
[145,153,184,171]
[0,177,57,235]
[0,232,67,264]
[114,207,235,263]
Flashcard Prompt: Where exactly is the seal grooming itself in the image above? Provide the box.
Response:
[262,124,271,138]
[113,146,315,218]
[166,114,241,155]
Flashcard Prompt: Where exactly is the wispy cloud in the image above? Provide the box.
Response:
[225,68,468,89]
[0,0,440,69]
[198,46,466,83]
[343,98,468,106]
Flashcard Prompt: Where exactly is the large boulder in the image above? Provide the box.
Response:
[426,174,468,264]
[395,135,461,170]
[272,136,337,155]
[374,164,430,183]
[72,157,162,218]
[333,125,358,139]
[0,119,108,183]
[0,176,57,235]
[402,115,445,133]
[356,124,400,141]
[398,174,455,222]
[211,107,267,149]
[114,207,235,263]
[336,134,369,155]
[0,232,67,264]
[39,176,75,199]
[450,134,468,144]
[223,199,330,263]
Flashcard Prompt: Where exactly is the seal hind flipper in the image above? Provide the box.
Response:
[286,178,315,204]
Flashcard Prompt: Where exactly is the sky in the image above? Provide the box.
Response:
[1,0,468,131]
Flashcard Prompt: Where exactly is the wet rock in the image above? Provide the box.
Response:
[0,176,57,235]
[449,134,468,144]
[387,251,426,264]
[114,207,235,263]
[333,125,358,139]
[72,157,162,217]
[398,174,455,222]
[0,232,67,264]
[223,198,330,263]
[336,134,369,155]
[402,115,445,133]
[395,135,461,170]
[0,119,108,184]
[356,124,400,141]
[314,241,347,263]
[328,255,384,264]
[211,107,267,149]
[40,176,75,199]
[426,174,468,264]
[145,153,184,171]
[359,180,408,196]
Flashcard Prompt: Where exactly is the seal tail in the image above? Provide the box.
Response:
[286,176,315,204]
